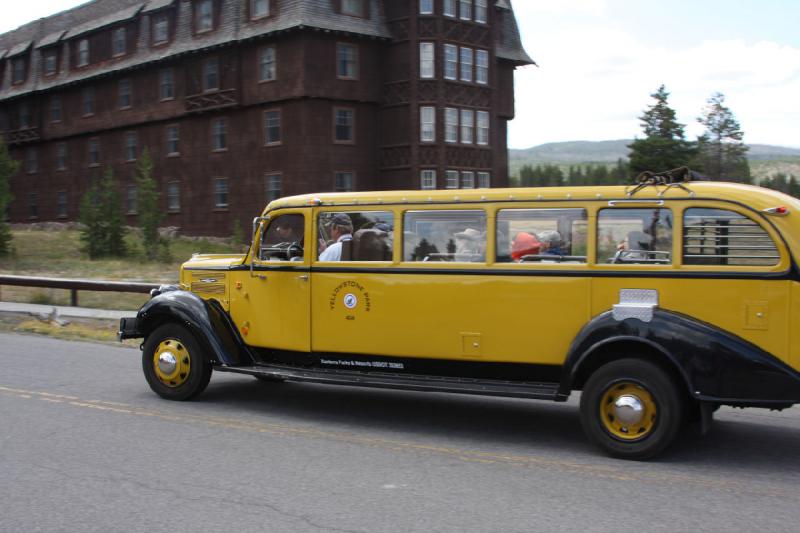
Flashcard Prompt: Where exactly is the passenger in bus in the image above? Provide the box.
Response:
[319,213,353,261]
[511,232,542,261]
[454,228,485,261]
[539,230,564,255]
[615,230,651,261]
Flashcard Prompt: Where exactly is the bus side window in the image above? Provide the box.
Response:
[597,208,673,265]
[260,213,305,261]
[403,210,487,262]
[317,211,394,262]
[683,208,780,266]
[496,208,588,263]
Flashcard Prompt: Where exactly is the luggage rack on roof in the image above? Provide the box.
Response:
[626,166,705,198]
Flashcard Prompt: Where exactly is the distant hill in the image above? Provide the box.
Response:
[509,140,800,180]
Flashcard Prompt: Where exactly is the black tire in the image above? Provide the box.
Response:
[142,323,212,401]
[579,358,685,460]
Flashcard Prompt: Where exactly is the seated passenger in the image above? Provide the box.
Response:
[511,232,542,261]
[539,230,564,255]
[319,213,353,261]
[617,230,651,261]
[454,227,485,261]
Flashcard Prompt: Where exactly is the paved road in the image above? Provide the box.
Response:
[1,333,799,533]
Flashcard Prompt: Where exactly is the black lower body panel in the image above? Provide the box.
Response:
[215,363,563,400]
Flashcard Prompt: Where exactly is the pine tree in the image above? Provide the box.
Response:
[693,92,751,183]
[628,85,696,175]
[0,139,19,256]
[135,149,169,261]
[79,167,127,258]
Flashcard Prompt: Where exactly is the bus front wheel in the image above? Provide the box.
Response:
[579,358,685,460]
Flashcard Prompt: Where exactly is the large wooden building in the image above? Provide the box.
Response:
[0,0,532,235]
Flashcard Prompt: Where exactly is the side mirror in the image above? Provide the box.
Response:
[250,216,268,277]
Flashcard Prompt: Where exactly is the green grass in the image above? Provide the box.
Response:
[0,228,244,310]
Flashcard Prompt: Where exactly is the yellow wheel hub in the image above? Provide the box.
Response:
[153,339,191,388]
[599,381,657,441]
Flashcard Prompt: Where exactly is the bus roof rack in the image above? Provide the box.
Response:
[626,166,706,198]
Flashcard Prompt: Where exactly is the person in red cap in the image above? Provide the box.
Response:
[511,232,541,261]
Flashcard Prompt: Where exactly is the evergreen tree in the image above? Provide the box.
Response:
[693,92,751,183]
[136,149,169,261]
[628,85,697,175]
[0,139,19,256]
[79,167,127,258]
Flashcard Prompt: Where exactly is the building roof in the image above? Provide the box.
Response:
[0,0,532,102]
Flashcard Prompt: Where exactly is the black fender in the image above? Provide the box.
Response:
[560,309,800,406]
[136,289,251,366]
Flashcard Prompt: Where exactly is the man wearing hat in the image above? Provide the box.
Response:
[319,213,354,261]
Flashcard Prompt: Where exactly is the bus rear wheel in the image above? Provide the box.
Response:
[580,358,684,460]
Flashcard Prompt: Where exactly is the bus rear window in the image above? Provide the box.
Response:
[598,208,673,264]
[403,210,486,262]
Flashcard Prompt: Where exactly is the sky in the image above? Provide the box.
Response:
[2,1,799,149]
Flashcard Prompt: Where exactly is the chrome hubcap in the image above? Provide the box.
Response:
[613,394,645,425]
[158,351,178,375]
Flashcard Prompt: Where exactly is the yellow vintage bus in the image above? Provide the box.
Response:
[120,174,800,459]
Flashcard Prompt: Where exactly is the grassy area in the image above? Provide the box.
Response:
[0,227,244,310]
[0,312,140,347]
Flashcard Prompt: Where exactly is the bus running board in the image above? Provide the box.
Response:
[214,364,564,401]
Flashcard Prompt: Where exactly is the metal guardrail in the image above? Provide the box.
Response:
[0,275,159,307]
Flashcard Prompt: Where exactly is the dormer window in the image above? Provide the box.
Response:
[112,27,126,56]
[43,50,58,76]
[152,13,169,44]
[12,57,26,84]
[196,0,214,33]
[341,0,364,17]
[77,39,89,67]
[251,0,269,19]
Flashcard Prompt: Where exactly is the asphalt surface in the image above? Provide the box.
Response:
[1,332,799,533]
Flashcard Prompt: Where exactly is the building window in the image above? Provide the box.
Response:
[28,193,38,219]
[126,185,138,214]
[112,27,126,56]
[118,79,132,108]
[460,47,473,82]
[461,171,475,189]
[419,42,434,79]
[477,171,490,188]
[165,125,180,155]
[264,109,281,145]
[125,131,138,161]
[213,178,228,208]
[460,109,473,144]
[57,191,68,218]
[12,58,26,84]
[341,0,364,17]
[203,58,219,91]
[82,87,95,116]
[88,138,100,166]
[211,118,227,150]
[50,96,62,122]
[444,0,456,17]
[420,0,433,14]
[259,46,276,82]
[159,68,174,100]
[19,103,30,128]
[25,148,37,174]
[445,170,459,189]
[153,14,169,44]
[44,50,58,76]
[477,110,490,145]
[252,0,269,19]
[196,0,214,32]
[445,107,459,143]
[476,49,489,84]
[336,43,358,79]
[459,0,472,20]
[420,170,437,190]
[444,44,457,80]
[78,39,89,67]
[475,0,487,23]
[334,108,354,143]
[167,181,181,212]
[56,143,67,170]
[334,171,354,192]
[420,106,435,142]
[266,173,281,202]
